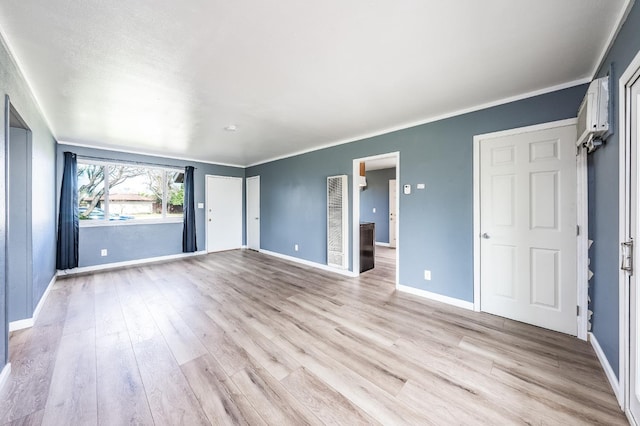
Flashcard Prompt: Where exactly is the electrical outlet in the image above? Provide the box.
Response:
[294,244,299,252]
[424,270,431,280]
[101,249,108,257]
[373,207,376,213]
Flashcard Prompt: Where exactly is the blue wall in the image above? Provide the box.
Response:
[248,84,586,302]
[0,36,58,366]
[55,144,246,267]
[360,168,396,244]
[589,2,640,378]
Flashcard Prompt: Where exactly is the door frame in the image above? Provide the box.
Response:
[352,152,400,285]
[246,175,260,251]
[472,118,588,339]
[205,174,243,253]
[619,48,640,420]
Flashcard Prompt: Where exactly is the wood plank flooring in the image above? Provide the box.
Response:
[0,248,626,425]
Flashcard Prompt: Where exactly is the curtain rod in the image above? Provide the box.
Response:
[73,153,195,171]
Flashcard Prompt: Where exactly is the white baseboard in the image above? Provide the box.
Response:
[0,363,11,394]
[589,332,622,408]
[259,249,358,277]
[9,274,57,332]
[375,242,390,247]
[57,250,207,276]
[396,284,474,310]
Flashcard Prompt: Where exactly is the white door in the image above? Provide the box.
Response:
[246,176,260,251]
[628,71,640,423]
[389,179,397,248]
[206,175,242,252]
[480,125,577,335]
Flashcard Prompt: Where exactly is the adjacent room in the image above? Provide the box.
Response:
[1,1,640,424]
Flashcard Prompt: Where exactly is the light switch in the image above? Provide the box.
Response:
[373,208,376,213]
[197,202,204,209]
[403,184,411,195]
[417,183,426,189]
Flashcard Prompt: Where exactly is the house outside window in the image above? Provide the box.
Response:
[77,160,184,225]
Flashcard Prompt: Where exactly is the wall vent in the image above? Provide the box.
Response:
[327,175,348,269]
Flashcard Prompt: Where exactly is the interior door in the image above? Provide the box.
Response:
[206,175,242,253]
[389,179,396,248]
[628,72,640,423]
[480,124,577,335]
[246,176,260,251]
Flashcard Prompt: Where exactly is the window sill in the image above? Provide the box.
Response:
[79,218,183,228]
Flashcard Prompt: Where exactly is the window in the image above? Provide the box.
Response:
[77,160,184,225]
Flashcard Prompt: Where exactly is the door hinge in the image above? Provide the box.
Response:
[621,238,634,275]
[577,305,580,316]
[577,225,580,236]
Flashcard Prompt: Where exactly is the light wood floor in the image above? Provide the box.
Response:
[0,248,626,425]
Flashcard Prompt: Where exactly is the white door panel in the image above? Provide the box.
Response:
[206,175,242,252]
[246,176,260,251]
[480,125,577,335]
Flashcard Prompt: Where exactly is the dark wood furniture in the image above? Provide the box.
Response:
[360,222,375,273]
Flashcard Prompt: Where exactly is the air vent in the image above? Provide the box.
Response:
[327,175,348,269]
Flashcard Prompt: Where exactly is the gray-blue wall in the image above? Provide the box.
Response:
[0,36,58,367]
[360,168,395,244]
[247,85,586,301]
[55,144,246,267]
[589,1,640,378]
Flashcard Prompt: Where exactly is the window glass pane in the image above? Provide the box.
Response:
[166,171,184,219]
[78,163,106,220]
[108,165,160,221]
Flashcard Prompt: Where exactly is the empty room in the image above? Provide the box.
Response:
[1,1,640,424]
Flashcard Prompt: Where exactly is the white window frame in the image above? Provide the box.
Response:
[77,159,184,227]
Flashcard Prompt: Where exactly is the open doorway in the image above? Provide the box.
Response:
[352,152,399,286]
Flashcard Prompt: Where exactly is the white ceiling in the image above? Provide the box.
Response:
[0,0,630,167]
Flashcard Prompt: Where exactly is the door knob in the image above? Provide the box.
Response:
[481,233,490,239]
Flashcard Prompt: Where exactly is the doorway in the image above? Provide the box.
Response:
[352,152,399,285]
[6,105,32,326]
[205,175,242,253]
[246,176,260,251]
[620,49,640,423]
[474,120,579,336]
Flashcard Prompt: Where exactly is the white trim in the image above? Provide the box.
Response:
[619,47,640,422]
[8,274,56,332]
[396,284,474,310]
[375,242,390,247]
[58,141,245,169]
[576,147,589,341]
[259,249,358,277]
[9,318,32,333]
[590,332,623,407]
[0,363,11,394]
[590,0,636,79]
[472,119,587,332]
[248,80,589,168]
[57,250,207,276]
[352,152,400,286]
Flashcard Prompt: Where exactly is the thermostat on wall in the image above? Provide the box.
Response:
[403,184,411,195]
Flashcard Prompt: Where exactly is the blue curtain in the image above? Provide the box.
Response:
[56,152,78,269]
[182,166,197,252]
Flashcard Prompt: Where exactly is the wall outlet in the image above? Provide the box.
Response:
[101,249,108,257]
[372,207,376,213]
[294,244,299,252]
[424,270,431,280]
[197,202,204,209]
